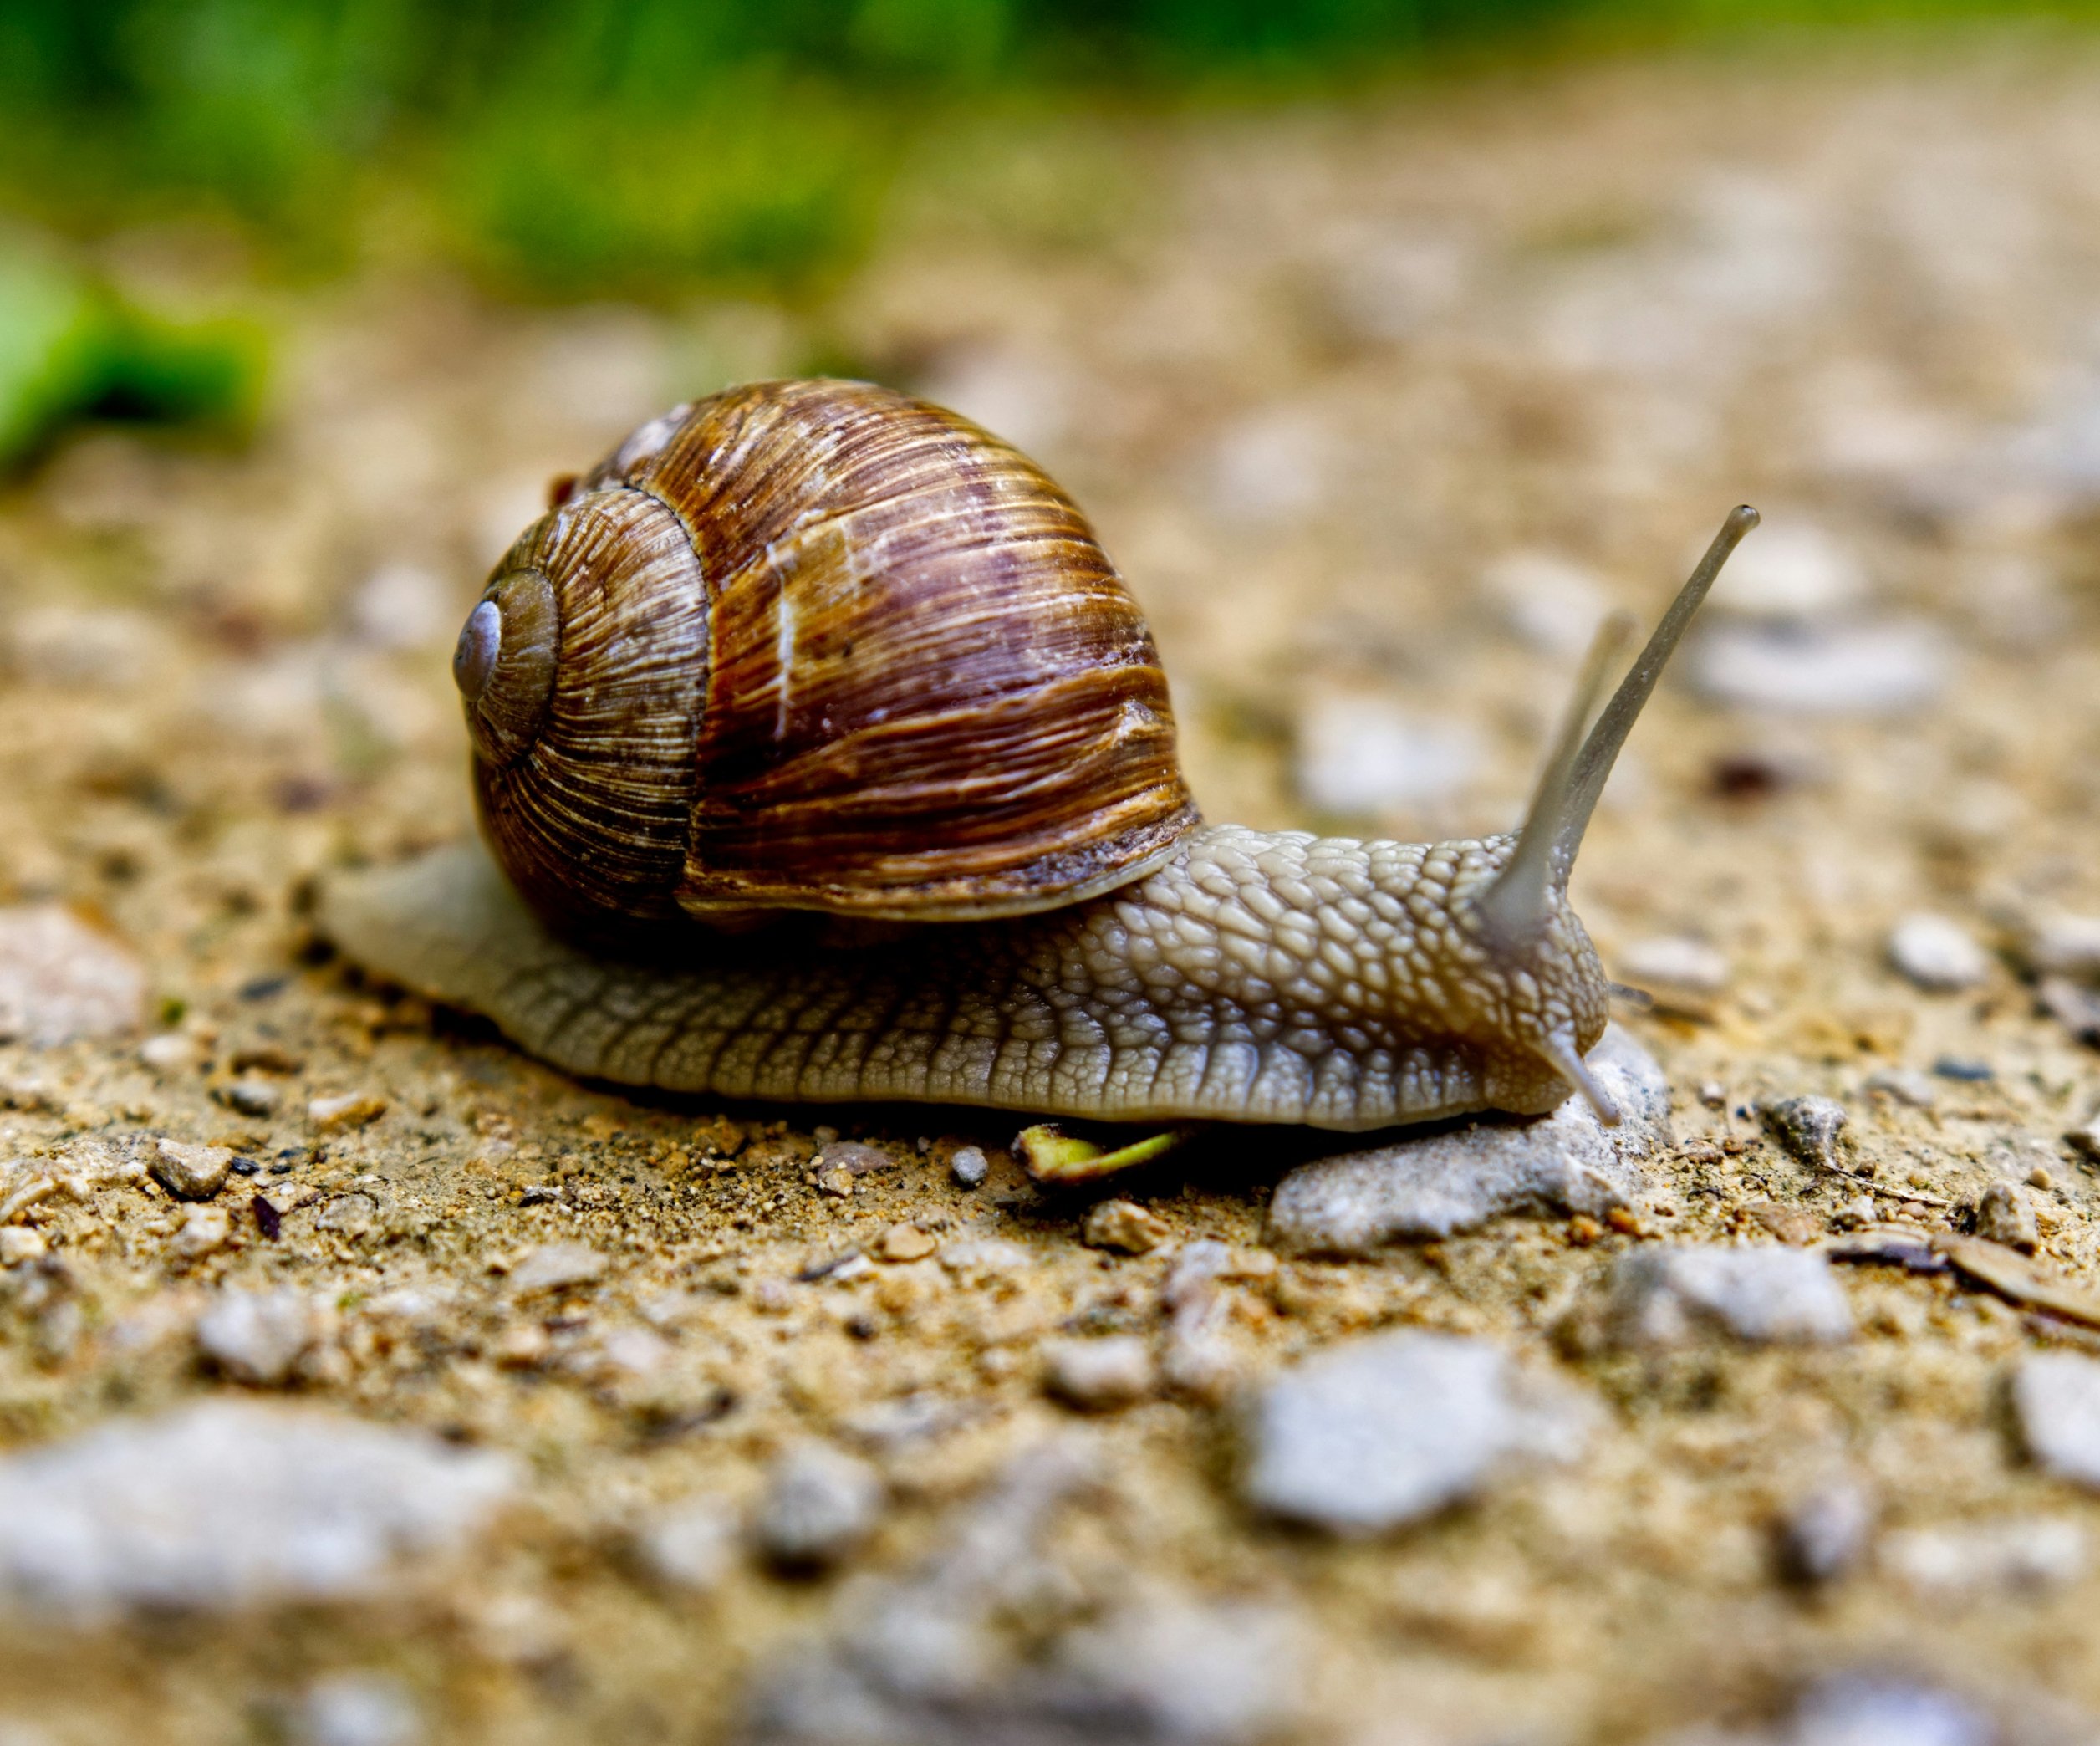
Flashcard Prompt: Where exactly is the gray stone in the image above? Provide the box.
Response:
[633,1495,738,1594]
[1759,1095,1847,1168]
[739,1437,1306,1745]
[149,1137,232,1202]
[1617,935,1730,999]
[1236,1329,1594,1536]
[1705,520,1866,622]
[1043,1336,1155,1411]
[0,1400,516,1621]
[2014,1350,2100,1490]
[197,1286,324,1386]
[1293,693,1481,814]
[1775,1475,1875,1585]
[949,1146,989,1188]
[1864,1067,1937,1108]
[2021,913,2100,982]
[1687,619,1950,717]
[1888,914,1992,992]
[1976,1182,2038,1253]
[1883,1514,2087,1599]
[291,1673,423,1746]
[0,906,145,1048]
[1485,549,1609,656]
[1607,1244,1855,1348]
[218,1075,283,1118]
[1790,1678,1990,1746]
[754,1443,884,1571]
[1267,1024,1669,1254]
[507,1243,607,1297]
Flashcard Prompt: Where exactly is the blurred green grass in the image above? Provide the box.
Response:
[3,0,2098,301]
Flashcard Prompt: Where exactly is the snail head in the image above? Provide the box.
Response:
[1461,506,1760,1121]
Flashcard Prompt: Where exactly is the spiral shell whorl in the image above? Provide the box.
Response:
[463,487,709,938]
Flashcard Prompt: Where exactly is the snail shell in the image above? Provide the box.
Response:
[453,379,1197,939]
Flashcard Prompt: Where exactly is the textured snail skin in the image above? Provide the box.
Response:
[321,823,1605,1132]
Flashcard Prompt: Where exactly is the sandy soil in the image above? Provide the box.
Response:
[9,38,2100,1744]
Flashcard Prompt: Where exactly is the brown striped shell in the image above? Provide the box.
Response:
[451,379,1200,941]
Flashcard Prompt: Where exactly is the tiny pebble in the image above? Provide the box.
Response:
[196,1287,323,1386]
[1616,934,1729,998]
[1744,1200,1820,1246]
[1687,618,1950,717]
[949,1145,989,1187]
[217,1075,282,1118]
[876,1223,935,1264]
[1706,520,1865,620]
[1864,1067,1936,1108]
[0,906,147,1047]
[171,1204,232,1259]
[1081,1197,1172,1254]
[753,1442,884,1571]
[1042,1335,1155,1410]
[309,1091,387,1132]
[1832,1195,1879,1230]
[493,1325,551,1369]
[292,1672,424,1746]
[0,1400,516,1620]
[1237,1329,1594,1535]
[0,1227,48,1266]
[1776,1475,1875,1585]
[1886,914,1991,992]
[815,1141,889,1177]
[1607,1244,1856,1348]
[1786,1676,1990,1746]
[1975,1182,2037,1253]
[1758,1096,1847,1168]
[149,1137,232,1202]
[1883,1514,2087,1599]
[2021,913,2100,981]
[1293,693,1481,814]
[939,1238,1031,1275]
[2014,1350,2100,1490]
[1933,1055,1994,1082]
[138,1033,199,1072]
[507,1243,607,1297]
[2031,1164,2055,1191]
[633,1496,737,1594]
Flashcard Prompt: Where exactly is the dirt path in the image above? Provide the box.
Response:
[8,43,2100,1744]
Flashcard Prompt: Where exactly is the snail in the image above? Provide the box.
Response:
[321,378,1756,1156]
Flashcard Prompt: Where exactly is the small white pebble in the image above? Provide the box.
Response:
[1043,1335,1156,1410]
[2023,914,2100,981]
[171,1204,232,1259]
[138,1033,199,1072]
[752,1443,883,1570]
[1617,936,1729,997]
[950,1145,990,1188]
[0,1226,48,1265]
[1864,1067,1937,1109]
[633,1496,737,1594]
[309,1091,387,1132]
[149,1137,232,1202]
[1887,914,1990,992]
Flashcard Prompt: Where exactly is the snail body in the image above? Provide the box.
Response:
[325,380,1756,1135]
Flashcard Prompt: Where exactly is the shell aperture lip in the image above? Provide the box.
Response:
[460,568,559,768]
[452,600,502,703]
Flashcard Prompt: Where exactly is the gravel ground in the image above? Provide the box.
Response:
[12,40,2100,1745]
